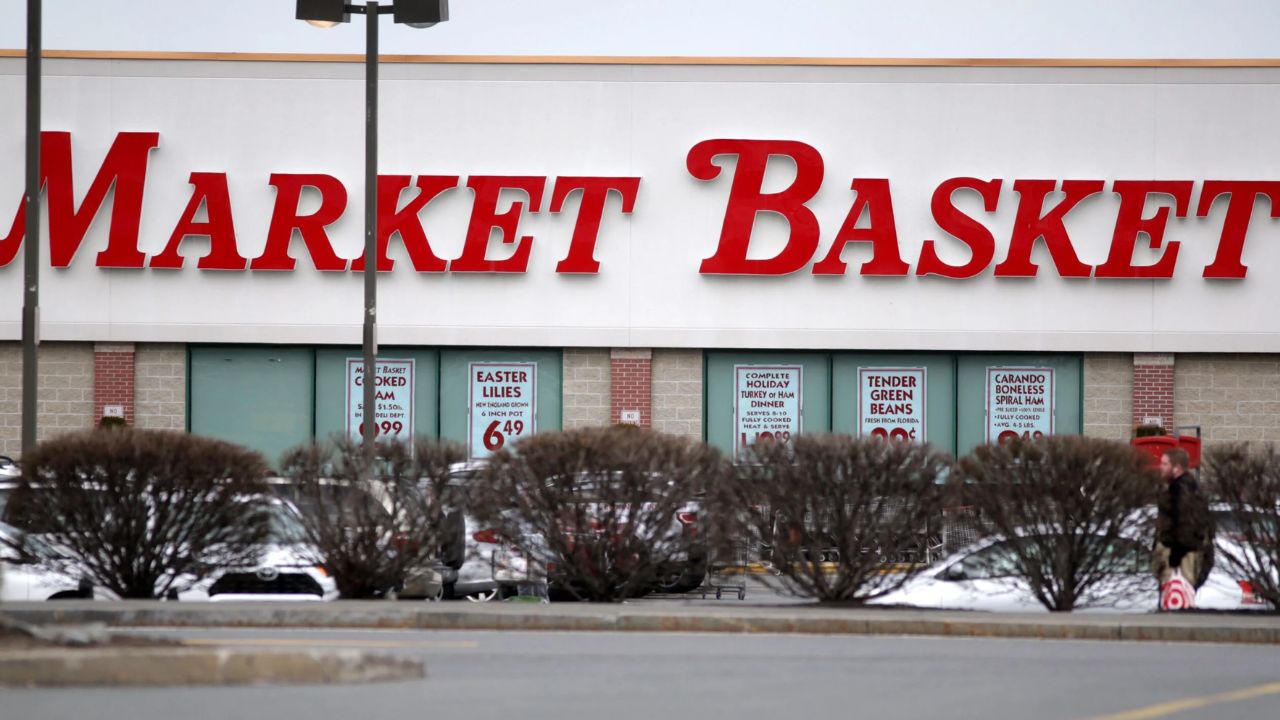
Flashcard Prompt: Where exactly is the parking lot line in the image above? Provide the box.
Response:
[1084,680,1280,720]
[181,638,479,650]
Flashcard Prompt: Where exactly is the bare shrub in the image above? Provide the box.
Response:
[955,435,1158,611]
[1201,443,1280,609]
[710,434,950,603]
[471,426,725,602]
[277,436,465,599]
[9,428,271,599]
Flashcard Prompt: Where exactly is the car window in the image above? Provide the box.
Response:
[1212,510,1278,540]
[947,536,1146,580]
[952,540,1020,579]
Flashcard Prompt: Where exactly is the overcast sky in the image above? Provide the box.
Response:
[1,0,1278,58]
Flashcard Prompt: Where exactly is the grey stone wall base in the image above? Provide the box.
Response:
[3,601,1277,646]
[0,647,424,688]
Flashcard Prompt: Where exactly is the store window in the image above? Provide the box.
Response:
[189,347,314,467]
[190,346,562,467]
[705,350,1082,457]
[439,349,562,459]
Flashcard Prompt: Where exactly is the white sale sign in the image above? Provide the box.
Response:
[858,367,926,442]
[469,362,537,458]
[734,365,802,454]
[986,367,1055,443]
[346,358,415,441]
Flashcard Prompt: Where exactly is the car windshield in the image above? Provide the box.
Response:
[1212,510,1278,540]
[270,482,393,527]
[264,501,308,543]
[949,536,1146,580]
[0,485,67,535]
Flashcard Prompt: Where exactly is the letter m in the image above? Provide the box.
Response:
[0,131,160,268]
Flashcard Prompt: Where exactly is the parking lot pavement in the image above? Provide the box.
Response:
[5,628,1280,720]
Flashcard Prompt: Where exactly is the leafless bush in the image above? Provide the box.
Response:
[9,428,271,599]
[1202,443,1280,609]
[955,435,1159,611]
[471,426,726,601]
[277,436,464,599]
[710,434,951,603]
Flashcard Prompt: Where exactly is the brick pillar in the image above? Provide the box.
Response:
[94,342,136,426]
[610,348,652,428]
[1132,352,1174,430]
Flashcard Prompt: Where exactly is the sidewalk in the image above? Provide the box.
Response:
[4,600,1277,645]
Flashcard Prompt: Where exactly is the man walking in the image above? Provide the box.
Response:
[1152,447,1215,596]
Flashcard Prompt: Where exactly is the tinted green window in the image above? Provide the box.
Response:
[439,349,563,455]
[313,348,440,442]
[705,351,831,455]
[832,353,957,455]
[956,353,1083,454]
[189,347,314,468]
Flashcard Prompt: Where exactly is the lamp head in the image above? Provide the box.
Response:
[395,0,449,28]
[297,0,349,27]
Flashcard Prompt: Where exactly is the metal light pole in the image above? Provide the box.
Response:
[295,0,448,457]
[21,0,41,455]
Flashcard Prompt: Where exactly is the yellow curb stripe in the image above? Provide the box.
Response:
[1085,680,1280,720]
[182,638,478,650]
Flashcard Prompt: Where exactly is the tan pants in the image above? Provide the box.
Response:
[1151,542,1203,589]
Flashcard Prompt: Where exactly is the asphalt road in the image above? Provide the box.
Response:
[6,628,1280,720]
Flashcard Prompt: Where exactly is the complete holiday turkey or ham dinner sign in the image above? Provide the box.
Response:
[1,134,1275,281]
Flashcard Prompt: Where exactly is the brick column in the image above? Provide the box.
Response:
[1132,352,1174,430]
[94,342,136,426]
[610,348,652,428]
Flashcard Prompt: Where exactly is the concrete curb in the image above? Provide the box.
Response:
[0,646,425,688]
[4,601,1278,645]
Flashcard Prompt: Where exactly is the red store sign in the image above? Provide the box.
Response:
[1,134,1276,280]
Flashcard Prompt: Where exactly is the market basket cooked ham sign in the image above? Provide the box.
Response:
[346,358,415,441]
[986,367,1055,443]
[734,365,802,454]
[469,362,537,459]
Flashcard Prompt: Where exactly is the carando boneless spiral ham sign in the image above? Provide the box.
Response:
[734,365,802,454]
[986,367,1055,443]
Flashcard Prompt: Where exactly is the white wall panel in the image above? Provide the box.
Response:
[1,60,1278,352]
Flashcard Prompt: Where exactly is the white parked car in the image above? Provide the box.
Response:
[870,532,1267,612]
[0,456,18,480]
[0,521,98,601]
[178,497,337,601]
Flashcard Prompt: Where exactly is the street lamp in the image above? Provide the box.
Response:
[295,0,449,456]
[22,0,42,456]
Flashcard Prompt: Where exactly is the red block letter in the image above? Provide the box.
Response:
[450,176,546,273]
[1196,181,1280,279]
[351,175,457,273]
[1095,180,1192,279]
[994,179,1101,277]
[41,131,160,268]
[916,178,1003,279]
[250,174,348,272]
[150,173,247,270]
[551,176,641,274]
[0,202,21,268]
[689,139,825,275]
[812,178,908,276]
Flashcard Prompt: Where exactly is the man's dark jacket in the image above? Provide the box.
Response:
[1155,472,1215,586]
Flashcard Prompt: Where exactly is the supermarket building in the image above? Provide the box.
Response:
[2,53,1280,465]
